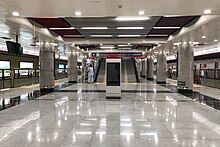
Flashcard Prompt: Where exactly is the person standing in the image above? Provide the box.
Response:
[88,64,94,84]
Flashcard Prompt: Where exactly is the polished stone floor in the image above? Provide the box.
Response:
[1,80,220,147]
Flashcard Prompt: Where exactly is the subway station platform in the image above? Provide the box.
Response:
[1,79,220,147]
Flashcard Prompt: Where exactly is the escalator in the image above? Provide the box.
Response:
[95,58,106,83]
[95,58,139,83]
[121,58,139,83]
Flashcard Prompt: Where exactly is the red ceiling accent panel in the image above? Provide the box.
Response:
[149,29,177,34]
[31,18,71,28]
[53,30,81,35]
[155,16,197,27]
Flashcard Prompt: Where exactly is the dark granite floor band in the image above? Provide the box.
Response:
[0,82,74,111]
[54,90,174,93]
[158,83,220,111]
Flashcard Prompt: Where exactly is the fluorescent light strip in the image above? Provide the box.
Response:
[115,17,150,21]
[148,34,169,37]
[49,27,75,30]
[118,45,132,47]
[63,35,83,37]
[90,35,112,37]
[100,46,114,49]
[118,35,141,37]
[117,27,144,30]
[153,27,180,29]
[81,27,108,29]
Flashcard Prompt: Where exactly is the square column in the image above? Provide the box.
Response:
[68,47,77,83]
[156,50,167,84]
[39,43,55,92]
[147,55,154,80]
[177,43,194,93]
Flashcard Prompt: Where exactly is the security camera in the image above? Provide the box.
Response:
[118,5,123,8]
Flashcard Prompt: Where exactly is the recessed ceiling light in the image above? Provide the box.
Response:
[202,36,206,39]
[138,11,145,15]
[214,39,218,42]
[90,35,112,37]
[117,27,144,29]
[86,40,89,42]
[49,27,75,30]
[204,43,207,45]
[128,43,131,45]
[100,43,103,46]
[153,27,181,29]
[12,11,19,16]
[81,27,108,29]
[115,16,150,21]
[118,35,141,37]
[75,11,81,16]
[204,9,211,14]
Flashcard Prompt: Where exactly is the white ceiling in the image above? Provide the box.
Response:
[0,0,220,17]
[0,0,220,56]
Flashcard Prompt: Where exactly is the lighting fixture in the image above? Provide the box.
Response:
[100,43,103,46]
[118,45,132,47]
[147,34,169,37]
[75,11,81,16]
[100,46,114,49]
[153,27,180,29]
[214,39,218,42]
[193,42,200,45]
[63,35,83,37]
[202,36,206,39]
[117,27,144,29]
[49,27,75,30]
[138,11,145,15]
[90,35,112,37]
[204,9,212,14]
[12,11,19,16]
[86,40,89,42]
[118,35,141,37]
[81,27,108,29]
[115,16,150,21]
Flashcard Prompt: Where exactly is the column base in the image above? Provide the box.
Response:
[156,81,166,84]
[106,96,121,99]
[68,81,77,83]
[178,89,193,94]
[40,88,54,92]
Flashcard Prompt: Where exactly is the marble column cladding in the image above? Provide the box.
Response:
[156,51,167,82]
[39,43,55,89]
[68,48,77,82]
[141,59,146,77]
[147,56,154,79]
[178,43,194,90]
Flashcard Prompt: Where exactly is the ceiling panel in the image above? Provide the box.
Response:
[155,16,199,27]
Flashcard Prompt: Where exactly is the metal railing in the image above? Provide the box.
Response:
[0,68,68,89]
[203,69,220,80]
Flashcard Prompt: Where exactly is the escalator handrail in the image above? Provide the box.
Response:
[94,58,102,82]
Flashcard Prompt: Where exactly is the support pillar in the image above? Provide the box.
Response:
[68,47,77,83]
[156,50,167,84]
[39,43,55,92]
[147,55,154,80]
[141,59,146,77]
[177,43,194,93]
